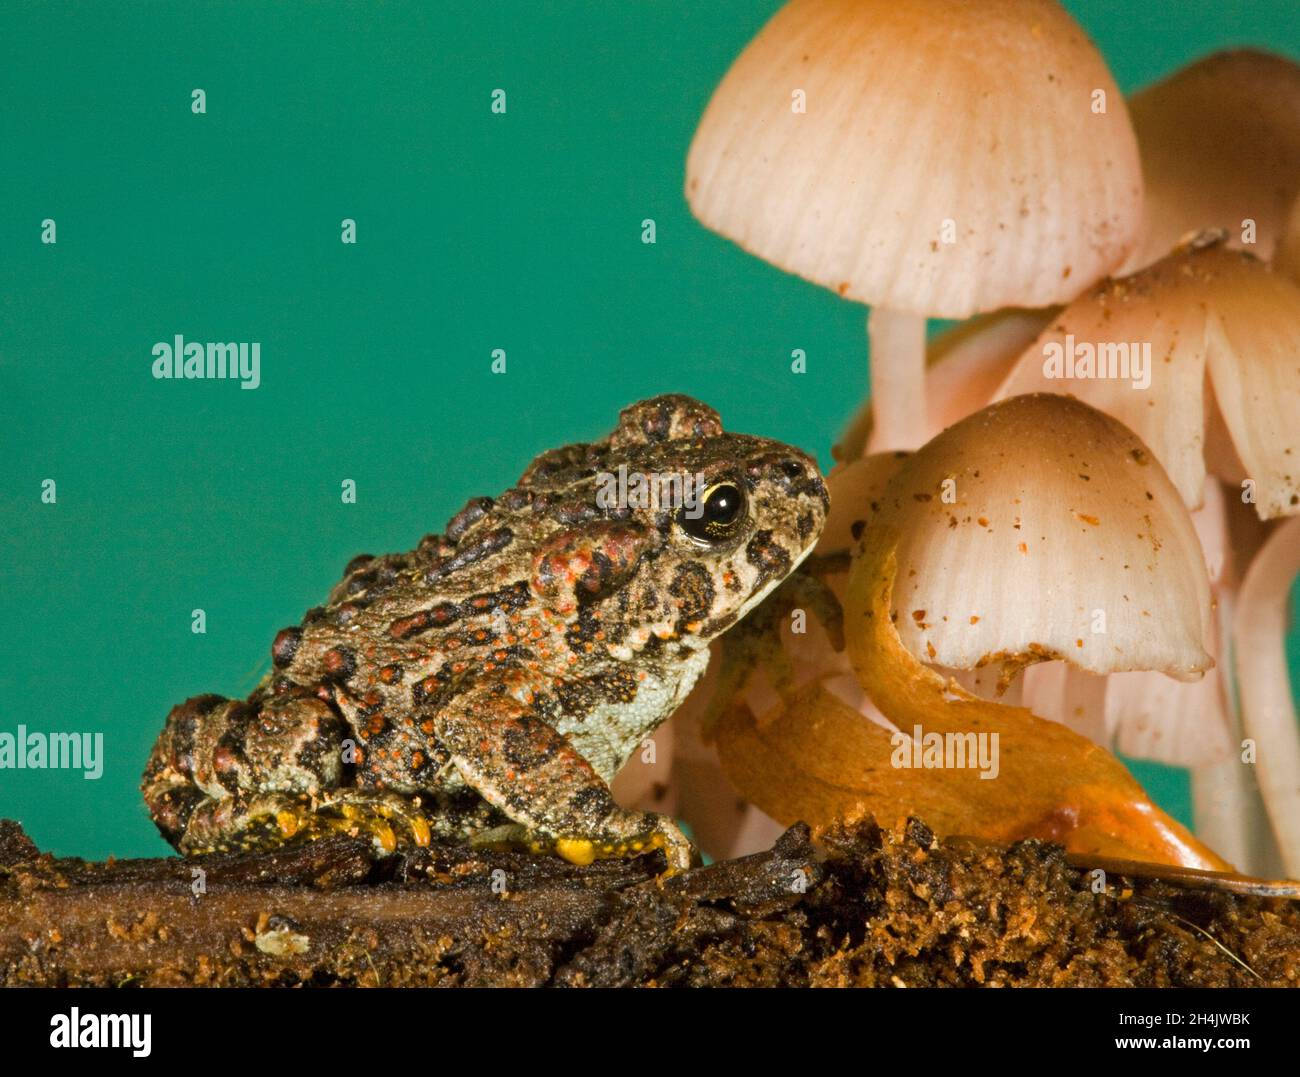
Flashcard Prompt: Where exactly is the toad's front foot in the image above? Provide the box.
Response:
[545,812,697,875]
[471,811,696,874]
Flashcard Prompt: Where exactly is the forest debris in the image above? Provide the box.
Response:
[1,818,1296,987]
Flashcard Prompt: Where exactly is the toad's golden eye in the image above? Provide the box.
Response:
[678,482,746,543]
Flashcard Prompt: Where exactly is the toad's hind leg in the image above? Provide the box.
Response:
[142,690,343,852]
[142,694,253,848]
[433,687,696,873]
[181,787,438,855]
[143,690,441,855]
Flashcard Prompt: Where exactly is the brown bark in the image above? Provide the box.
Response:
[2,817,1296,987]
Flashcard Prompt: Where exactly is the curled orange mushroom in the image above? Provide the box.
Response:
[716,395,1233,870]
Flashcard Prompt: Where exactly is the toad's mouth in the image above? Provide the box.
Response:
[729,534,820,630]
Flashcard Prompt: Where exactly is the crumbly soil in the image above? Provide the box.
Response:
[1,817,1296,987]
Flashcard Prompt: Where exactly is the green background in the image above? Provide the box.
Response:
[2,1,1297,858]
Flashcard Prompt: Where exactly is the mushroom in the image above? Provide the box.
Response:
[1236,517,1300,876]
[1013,476,1241,771]
[706,395,1229,868]
[765,239,1296,872]
[854,394,1214,690]
[981,239,1300,870]
[995,238,1300,514]
[838,394,1227,867]
[685,0,1141,451]
[1122,49,1300,273]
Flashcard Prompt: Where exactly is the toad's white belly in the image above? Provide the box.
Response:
[558,648,709,783]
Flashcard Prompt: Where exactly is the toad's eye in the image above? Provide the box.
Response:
[679,482,747,543]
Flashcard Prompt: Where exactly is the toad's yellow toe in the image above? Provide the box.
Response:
[553,837,598,866]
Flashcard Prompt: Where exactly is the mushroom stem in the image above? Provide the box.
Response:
[1234,515,1300,877]
[866,307,927,451]
[1191,582,1284,877]
[1193,757,1283,877]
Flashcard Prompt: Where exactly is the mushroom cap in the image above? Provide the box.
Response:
[1123,49,1300,273]
[1017,481,1239,768]
[685,0,1142,317]
[848,394,1214,682]
[995,239,1300,518]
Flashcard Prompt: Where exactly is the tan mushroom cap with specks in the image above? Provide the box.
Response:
[848,394,1214,685]
[995,239,1300,519]
[685,0,1142,318]
[1123,49,1300,274]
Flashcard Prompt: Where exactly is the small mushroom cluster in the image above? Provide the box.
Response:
[614,2,1300,880]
